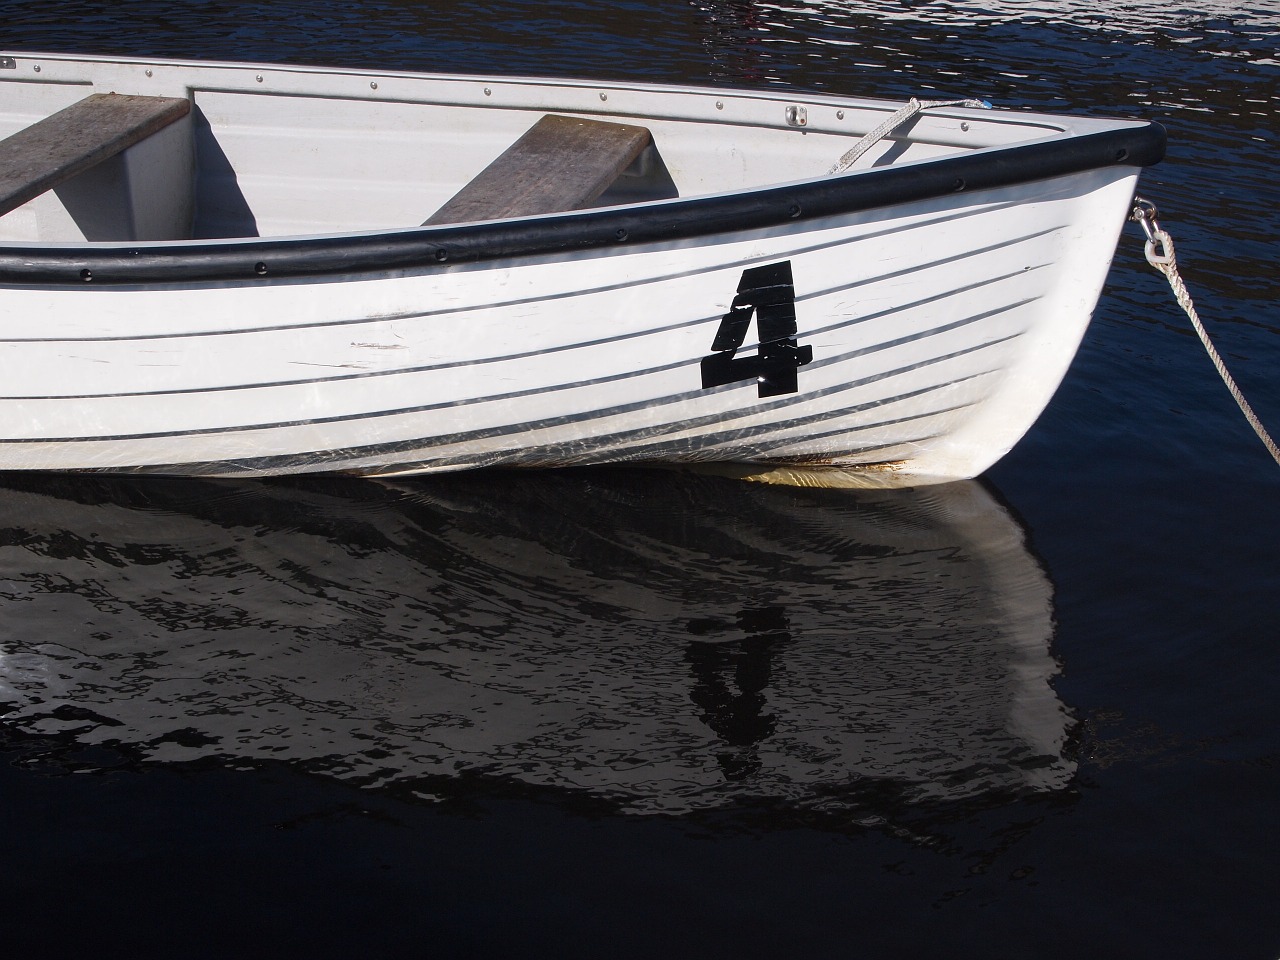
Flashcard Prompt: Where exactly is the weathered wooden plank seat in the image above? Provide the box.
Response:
[0,92,191,218]
[425,114,658,225]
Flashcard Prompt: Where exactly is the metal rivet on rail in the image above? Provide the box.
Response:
[255,75,263,83]
[716,101,724,110]
[370,81,378,90]
[788,203,802,218]
[837,110,845,120]
[952,178,966,192]
[435,249,449,262]
[145,69,153,78]
[599,92,608,102]
[1115,148,1129,162]
[484,87,492,96]
[254,262,268,275]
[614,228,628,241]
[33,65,40,73]
[79,269,92,282]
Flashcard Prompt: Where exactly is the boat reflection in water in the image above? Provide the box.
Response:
[0,468,1072,817]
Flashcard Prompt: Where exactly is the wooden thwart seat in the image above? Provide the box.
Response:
[425,114,657,225]
[0,92,191,219]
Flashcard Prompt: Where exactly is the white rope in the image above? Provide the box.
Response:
[1133,200,1280,468]
[827,97,991,175]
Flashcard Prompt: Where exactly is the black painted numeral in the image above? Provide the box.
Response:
[701,261,813,398]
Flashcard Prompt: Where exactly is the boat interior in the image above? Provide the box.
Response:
[0,53,1069,245]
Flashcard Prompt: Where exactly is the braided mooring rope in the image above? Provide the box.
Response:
[1134,201,1280,468]
[827,97,991,175]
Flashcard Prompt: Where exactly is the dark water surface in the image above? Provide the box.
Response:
[3,2,1279,957]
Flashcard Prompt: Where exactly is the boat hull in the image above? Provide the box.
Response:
[0,53,1159,484]
[0,170,1135,483]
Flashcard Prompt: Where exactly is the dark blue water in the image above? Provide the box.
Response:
[2,2,1279,956]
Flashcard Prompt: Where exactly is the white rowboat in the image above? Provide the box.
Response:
[0,52,1164,483]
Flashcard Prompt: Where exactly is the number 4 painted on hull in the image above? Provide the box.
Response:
[701,261,813,398]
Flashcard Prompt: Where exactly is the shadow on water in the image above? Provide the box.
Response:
[0,468,1072,828]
